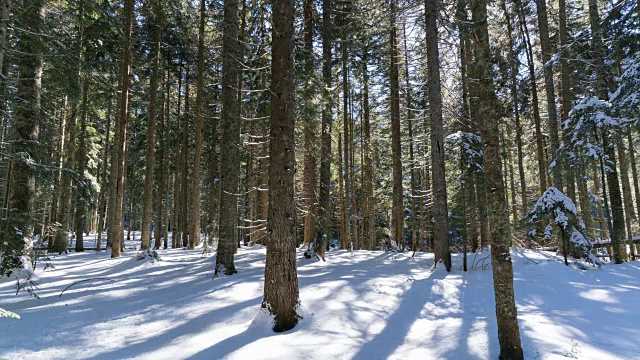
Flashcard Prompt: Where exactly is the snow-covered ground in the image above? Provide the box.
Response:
[1,234,639,360]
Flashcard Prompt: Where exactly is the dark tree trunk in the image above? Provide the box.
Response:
[216,0,242,274]
[314,0,333,259]
[389,0,403,249]
[262,0,300,333]
[141,25,161,250]
[0,0,44,275]
[108,0,134,258]
[425,0,450,270]
[189,0,206,249]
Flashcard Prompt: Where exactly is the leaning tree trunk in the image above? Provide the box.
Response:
[472,0,524,355]
[216,0,241,275]
[262,0,300,331]
[0,0,44,276]
[425,0,450,270]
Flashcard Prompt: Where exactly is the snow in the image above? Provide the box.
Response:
[1,235,640,359]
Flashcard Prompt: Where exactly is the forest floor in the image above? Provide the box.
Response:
[1,234,639,360]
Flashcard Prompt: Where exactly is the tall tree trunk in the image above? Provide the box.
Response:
[302,0,317,247]
[262,0,300,332]
[425,0,450,269]
[314,0,333,259]
[155,71,167,250]
[181,74,190,248]
[338,134,346,248]
[589,0,626,263]
[216,0,241,274]
[141,25,162,250]
[472,0,524,354]
[362,47,375,251]
[189,0,206,249]
[559,0,576,204]
[0,0,44,275]
[96,103,112,251]
[502,0,527,217]
[403,23,418,253]
[108,0,134,258]
[627,129,640,224]
[342,23,352,250]
[515,0,547,194]
[74,79,89,252]
[389,0,403,249]
[535,0,562,190]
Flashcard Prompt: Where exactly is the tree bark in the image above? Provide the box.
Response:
[472,0,524,355]
[74,79,89,252]
[589,0,626,263]
[108,0,134,258]
[0,0,44,275]
[262,0,300,332]
[390,0,403,249]
[425,0,450,268]
[515,0,547,194]
[314,0,333,259]
[216,0,241,274]
[141,25,162,250]
[535,0,562,190]
[302,0,317,247]
[188,0,206,249]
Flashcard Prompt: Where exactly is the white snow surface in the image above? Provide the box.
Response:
[1,236,640,360]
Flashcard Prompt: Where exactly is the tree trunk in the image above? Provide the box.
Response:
[534,0,561,190]
[314,0,333,259]
[74,79,89,252]
[342,24,352,251]
[155,70,167,250]
[108,0,134,258]
[589,0,626,263]
[189,0,206,249]
[389,0,403,249]
[0,0,44,275]
[141,25,162,250]
[96,103,112,251]
[502,0,527,217]
[627,129,640,225]
[302,0,317,247]
[262,0,300,332]
[216,0,241,274]
[425,0,450,269]
[472,0,524,355]
[515,0,547,194]
[362,46,375,251]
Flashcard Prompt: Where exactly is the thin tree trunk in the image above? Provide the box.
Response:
[390,0,403,249]
[141,25,162,250]
[74,79,89,252]
[314,0,333,259]
[589,0,626,263]
[515,0,547,193]
[108,0,134,258]
[363,46,375,250]
[189,0,206,249]
[302,0,316,247]
[155,70,167,250]
[181,74,190,248]
[535,0,562,189]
